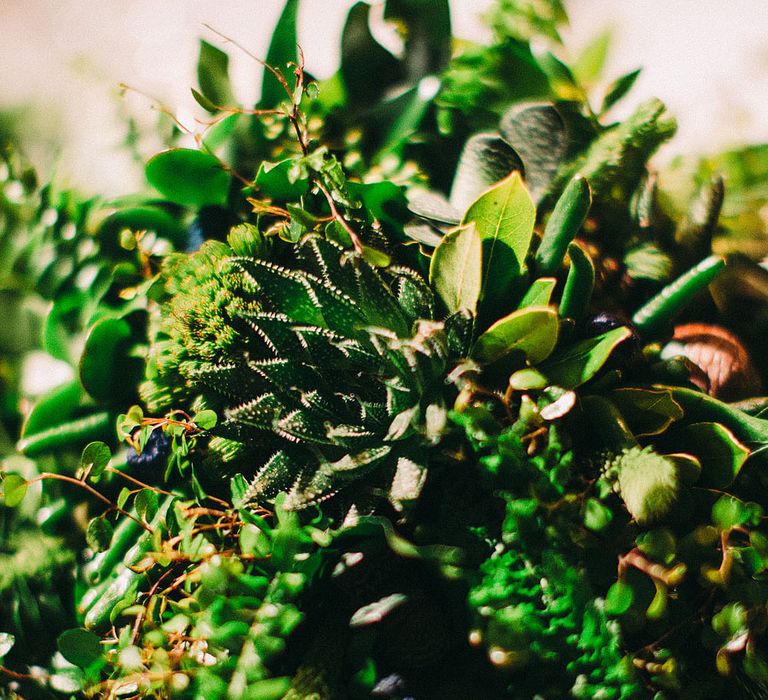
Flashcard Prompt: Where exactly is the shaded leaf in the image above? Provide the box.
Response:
[254,159,310,200]
[80,317,141,403]
[429,223,483,314]
[609,388,683,437]
[86,517,114,553]
[135,489,159,522]
[671,422,749,489]
[518,277,557,308]
[57,628,103,669]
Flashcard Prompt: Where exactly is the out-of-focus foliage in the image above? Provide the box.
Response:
[4,1,768,698]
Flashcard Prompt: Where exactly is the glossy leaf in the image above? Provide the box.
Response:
[135,489,159,522]
[429,223,483,314]
[81,441,111,479]
[461,171,536,308]
[541,326,631,388]
[518,277,557,308]
[57,628,103,669]
[472,305,559,364]
[86,517,114,553]
[98,206,185,248]
[146,149,229,208]
[21,378,82,440]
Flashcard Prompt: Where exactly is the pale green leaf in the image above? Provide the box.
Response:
[472,305,559,364]
[429,222,483,314]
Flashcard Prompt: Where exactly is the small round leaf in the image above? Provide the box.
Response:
[57,628,103,669]
[86,517,114,553]
[81,441,111,479]
[135,489,159,522]
[2,474,27,507]
[193,409,217,430]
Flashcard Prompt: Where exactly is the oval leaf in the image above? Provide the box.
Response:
[670,422,749,489]
[57,628,103,669]
[461,171,536,309]
[146,149,229,208]
[86,517,114,553]
[429,222,483,314]
[135,489,159,523]
[2,473,27,507]
[541,326,631,389]
[81,441,112,479]
[473,306,559,365]
[193,409,218,431]
[79,317,141,403]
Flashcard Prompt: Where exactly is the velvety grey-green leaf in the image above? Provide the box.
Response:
[429,223,483,314]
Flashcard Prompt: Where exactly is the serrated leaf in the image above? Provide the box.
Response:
[81,441,111,479]
[86,517,114,552]
[541,326,631,388]
[429,223,482,314]
[2,473,27,507]
[461,171,536,310]
[146,149,229,208]
[472,306,559,364]
[57,628,103,669]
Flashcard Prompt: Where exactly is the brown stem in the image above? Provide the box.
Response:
[105,467,175,497]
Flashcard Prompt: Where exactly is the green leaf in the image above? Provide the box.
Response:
[573,30,611,86]
[559,241,595,323]
[240,523,272,558]
[81,441,112,479]
[146,149,229,208]
[86,517,114,553]
[80,317,141,403]
[379,77,441,157]
[135,489,159,522]
[535,175,592,276]
[429,222,483,314]
[261,0,299,108]
[197,40,235,108]
[541,326,631,388]
[0,633,14,659]
[57,628,103,669]
[636,528,677,565]
[461,171,536,309]
[583,497,612,532]
[2,473,27,507]
[191,88,218,112]
[117,487,131,511]
[670,422,749,489]
[601,68,641,114]
[472,306,559,364]
[383,0,451,77]
[609,388,683,437]
[254,159,310,200]
[193,409,218,430]
[448,133,522,212]
[518,278,557,308]
[605,580,634,616]
[21,379,82,440]
[713,495,751,531]
[98,206,185,249]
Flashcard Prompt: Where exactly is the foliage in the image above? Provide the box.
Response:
[4,1,768,699]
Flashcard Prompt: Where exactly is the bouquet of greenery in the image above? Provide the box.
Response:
[4,1,768,698]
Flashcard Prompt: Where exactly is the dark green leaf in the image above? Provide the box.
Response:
[79,317,141,403]
[197,39,235,108]
[254,159,309,200]
[558,241,594,323]
[2,473,27,507]
[21,379,82,440]
[472,306,559,364]
[81,441,111,479]
[429,222,483,314]
[146,149,229,208]
[57,628,103,669]
[671,422,749,489]
[191,88,218,112]
[98,206,185,249]
[261,0,299,108]
[383,0,451,78]
[86,517,114,552]
[609,388,684,437]
[541,326,631,388]
[713,495,750,531]
[601,68,641,114]
[461,171,536,309]
[135,489,159,522]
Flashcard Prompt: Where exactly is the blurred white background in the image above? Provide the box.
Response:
[0,0,766,194]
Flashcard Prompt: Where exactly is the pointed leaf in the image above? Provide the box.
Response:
[518,277,556,308]
[197,40,235,108]
[573,31,611,86]
[541,326,631,388]
[261,0,299,108]
[146,149,229,208]
[429,222,483,314]
[461,171,536,308]
[601,68,641,113]
[473,306,559,364]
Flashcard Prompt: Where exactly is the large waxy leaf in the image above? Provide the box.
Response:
[665,422,749,489]
[449,133,523,213]
[461,171,536,309]
[146,149,229,208]
[472,305,559,364]
[540,326,631,388]
[429,223,483,314]
[79,317,142,403]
